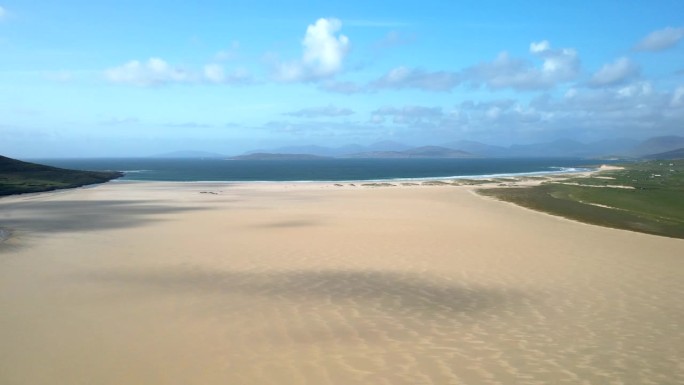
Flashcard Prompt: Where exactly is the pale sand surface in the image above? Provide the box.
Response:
[1,181,682,385]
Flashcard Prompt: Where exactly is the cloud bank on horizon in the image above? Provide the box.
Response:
[1,1,683,157]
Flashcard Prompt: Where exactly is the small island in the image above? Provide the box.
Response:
[0,155,123,196]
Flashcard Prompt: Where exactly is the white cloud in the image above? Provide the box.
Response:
[275,18,350,82]
[371,66,460,91]
[464,41,579,90]
[431,84,684,142]
[539,48,578,79]
[590,57,639,86]
[329,42,576,94]
[203,64,252,84]
[617,81,652,98]
[88,83,682,146]
[105,58,190,86]
[105,58,252,86]
[360,82,684,144]
[303,18,349,75]
[672,86,684,107]
[634,27,684,52]
[284,105,354,118]
[371,105,443,124]
[261,120,374,137]
[529,40,550,53]
[452,99,540,126]
[530,82,681,136]
[203,64,224,82]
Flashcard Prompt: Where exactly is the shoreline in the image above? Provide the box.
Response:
[114,166,597,185]
[0,167,598,198]
[0,167,597,235]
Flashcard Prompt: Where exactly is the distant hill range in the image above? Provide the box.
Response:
[152,150,226,158]
[642,147,684,160]
[346,146,473,159]
[229,153,330,160]
[0,155,123,196]
[626,136,684,157]
[244,140,411,158]
[157,135,684,160]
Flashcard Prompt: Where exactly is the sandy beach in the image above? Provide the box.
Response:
[0,181,682,385]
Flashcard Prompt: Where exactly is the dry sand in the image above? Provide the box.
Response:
[0,181,682,385]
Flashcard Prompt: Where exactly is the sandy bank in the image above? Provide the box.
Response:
[0,181,682,385]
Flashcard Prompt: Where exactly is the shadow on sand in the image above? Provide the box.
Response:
[75,267,524,318]
[0,199,209,238]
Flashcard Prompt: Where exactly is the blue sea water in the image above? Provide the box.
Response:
[34,158,603,182]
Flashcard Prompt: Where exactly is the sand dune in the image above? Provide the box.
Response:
[1,182,682,384]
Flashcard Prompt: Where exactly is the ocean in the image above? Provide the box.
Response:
[33,158,604,182]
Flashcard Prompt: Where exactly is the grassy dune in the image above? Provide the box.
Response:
[479,159,684,238]
[0,155,123,196]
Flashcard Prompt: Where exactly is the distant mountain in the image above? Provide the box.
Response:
[627,136,684,157]
[365,141,412,152]
[402,146,474,158]
[334,144,366,155]
[584,138,639,156]
[245,141,411,157]
[243,139,636,159]
[221,135,684,160]
[442,140,509,157]
[229,153,331,160]
[442,138,639,158]
[489,138,640,158]
[642,147,684,160]
[506,139,591,157]
[0,155,122,196]
[247,145,338,157]
[347,146,474,159]
[152,150,226,158]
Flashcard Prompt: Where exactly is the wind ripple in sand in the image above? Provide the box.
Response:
[69,266,683,385]
[72,267,528,384]
[0,228,9,243]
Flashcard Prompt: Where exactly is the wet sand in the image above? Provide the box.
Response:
[1,181,682,384]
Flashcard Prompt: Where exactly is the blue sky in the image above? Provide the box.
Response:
[1,1,683,157]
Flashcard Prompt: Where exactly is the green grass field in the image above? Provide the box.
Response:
[479,159,684,239]
[0,156,123,196]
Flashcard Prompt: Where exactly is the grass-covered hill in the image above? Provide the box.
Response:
[479,159,684,239]
[0,155,123,196]
[643,147,684,160]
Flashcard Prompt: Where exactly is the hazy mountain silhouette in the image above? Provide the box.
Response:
[164,136,684,160]
[152,151,226,158]
[347,146,473,158]
[627,136,684,157]
[642,148,684,160]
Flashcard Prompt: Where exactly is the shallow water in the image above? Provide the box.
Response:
[34,157,600,182]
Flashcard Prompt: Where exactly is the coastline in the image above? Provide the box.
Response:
[113,165,595,184]
[107,165,596,187]
[0,167,594,244]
